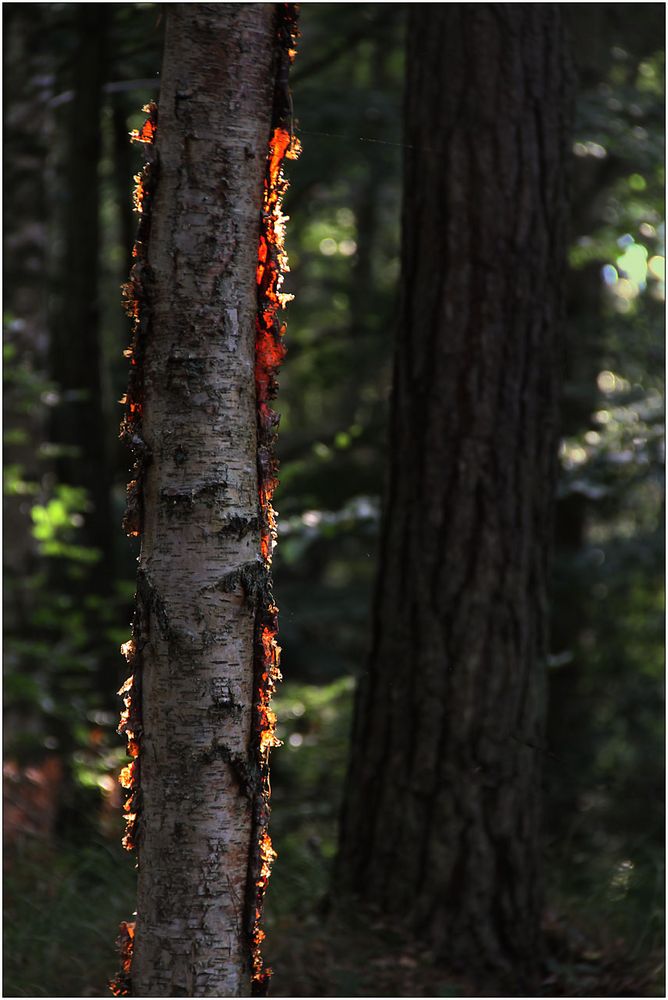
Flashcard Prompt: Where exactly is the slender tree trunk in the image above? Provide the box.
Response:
[118,5,298,996]
[337,4,571,987]
[3,5,54,760]
[3,5,53,576]
[50,5,112,574]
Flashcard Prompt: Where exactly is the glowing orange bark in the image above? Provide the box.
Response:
[250,54,301,990]
[110,921,135,998]
[115,101,157,862]
[110,102,157,998]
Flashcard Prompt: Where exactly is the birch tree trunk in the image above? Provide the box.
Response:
[337,4,571,987]
[115,5,297,996]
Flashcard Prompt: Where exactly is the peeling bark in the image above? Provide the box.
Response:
[337,4,571,987]
[112,5,298,996]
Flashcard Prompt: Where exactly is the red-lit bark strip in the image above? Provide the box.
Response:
[110,100,157,999]
[248,8,300,992]
[111,921,135,999]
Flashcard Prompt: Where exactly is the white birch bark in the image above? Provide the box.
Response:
[132,5,278,995]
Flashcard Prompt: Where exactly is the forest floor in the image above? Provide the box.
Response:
[266,906,664,998]
[2,833,664,998]
[3,679,664,998]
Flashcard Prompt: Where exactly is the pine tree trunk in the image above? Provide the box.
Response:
[124,5,294,996]
[337,4,571,986]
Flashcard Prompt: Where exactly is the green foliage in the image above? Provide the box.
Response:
[267,678,354,915]
[31,485,101,563]
[3,311,129,769]
[544,16,664,970]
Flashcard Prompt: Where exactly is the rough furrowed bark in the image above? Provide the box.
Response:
[111,5,299,997]
[337,4,571,989]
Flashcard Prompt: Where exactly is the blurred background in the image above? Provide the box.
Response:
[3,4,664,996]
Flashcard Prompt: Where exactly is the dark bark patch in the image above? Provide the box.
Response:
[159,480,229,511]
[212,560,272,609]
[210,677,242,711]
[195,738,258,800]
[217,512,260,541]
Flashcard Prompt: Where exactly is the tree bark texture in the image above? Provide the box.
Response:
[114,5,297,996]
[337,4,571,985]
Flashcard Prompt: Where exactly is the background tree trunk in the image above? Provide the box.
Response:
[50,5,113,574]
[3,4,53,577]
[337,3,571,986]
[129,5,282,996]
[3,3,55,764]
